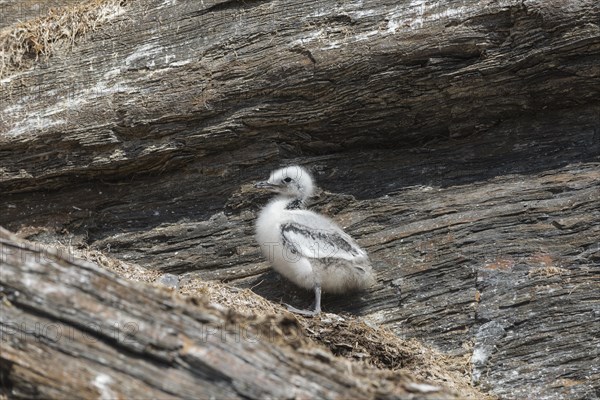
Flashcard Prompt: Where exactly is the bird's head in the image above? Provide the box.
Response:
[255,165,314,200]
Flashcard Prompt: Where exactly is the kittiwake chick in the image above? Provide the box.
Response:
[254,165,375,316]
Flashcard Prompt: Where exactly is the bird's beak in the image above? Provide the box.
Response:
[254,181,278,190]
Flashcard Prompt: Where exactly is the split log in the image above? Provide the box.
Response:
[1,0,599,399]
[1,227,467,399]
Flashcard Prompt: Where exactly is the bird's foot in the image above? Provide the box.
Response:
[284,303,320,317]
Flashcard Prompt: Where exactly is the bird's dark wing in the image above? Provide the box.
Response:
[280,221,366,261]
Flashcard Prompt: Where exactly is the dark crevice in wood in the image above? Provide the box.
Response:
[196,0,270,17]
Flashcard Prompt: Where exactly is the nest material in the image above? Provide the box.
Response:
[0,0,128,79]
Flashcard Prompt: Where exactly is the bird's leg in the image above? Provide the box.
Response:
[285,284,321,317]
[312,284,321,314]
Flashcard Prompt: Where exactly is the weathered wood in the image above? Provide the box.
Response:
[1,227,476,399]
[0,0,599,399]
[0,0,598,192]
[0,1,84,30]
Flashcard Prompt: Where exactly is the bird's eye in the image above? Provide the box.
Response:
[284,177,292,183]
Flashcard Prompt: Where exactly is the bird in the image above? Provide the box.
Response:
[254,165,375,316]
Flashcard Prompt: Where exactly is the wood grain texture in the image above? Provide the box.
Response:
[1,0,598,191]
[1,227,465,399]
[1,0,599,398]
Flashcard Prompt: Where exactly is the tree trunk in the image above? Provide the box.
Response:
[1,0,599,399]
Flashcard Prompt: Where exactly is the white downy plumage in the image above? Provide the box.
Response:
[254,165,375,316]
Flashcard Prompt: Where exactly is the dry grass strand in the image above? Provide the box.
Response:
[0,0,128,79]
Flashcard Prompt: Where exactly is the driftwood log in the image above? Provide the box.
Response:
[1,0,599,398]
[2,227,475,399]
